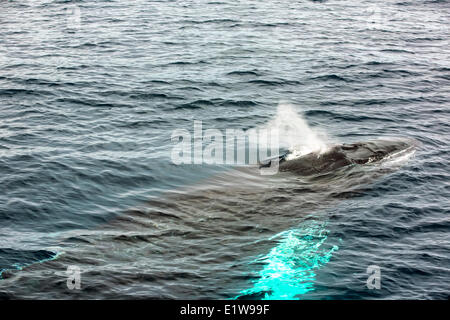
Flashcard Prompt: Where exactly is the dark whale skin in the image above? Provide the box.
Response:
[273,139,413,176]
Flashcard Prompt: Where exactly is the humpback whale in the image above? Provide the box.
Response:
[260,138,415,176]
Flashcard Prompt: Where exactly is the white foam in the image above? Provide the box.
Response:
[260,103,329,160]
[380,145,416,167]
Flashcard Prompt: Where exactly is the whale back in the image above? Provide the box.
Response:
[278,139,413,176]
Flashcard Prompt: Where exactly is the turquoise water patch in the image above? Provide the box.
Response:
[236,220,338,300]
[0,248,59,279]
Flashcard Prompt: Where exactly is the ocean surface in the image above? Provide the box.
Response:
[0,0,449,299]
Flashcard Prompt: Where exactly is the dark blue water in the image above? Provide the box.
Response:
[0,0,449,299]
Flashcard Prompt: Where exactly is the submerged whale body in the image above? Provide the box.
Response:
[261,138,415,176]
